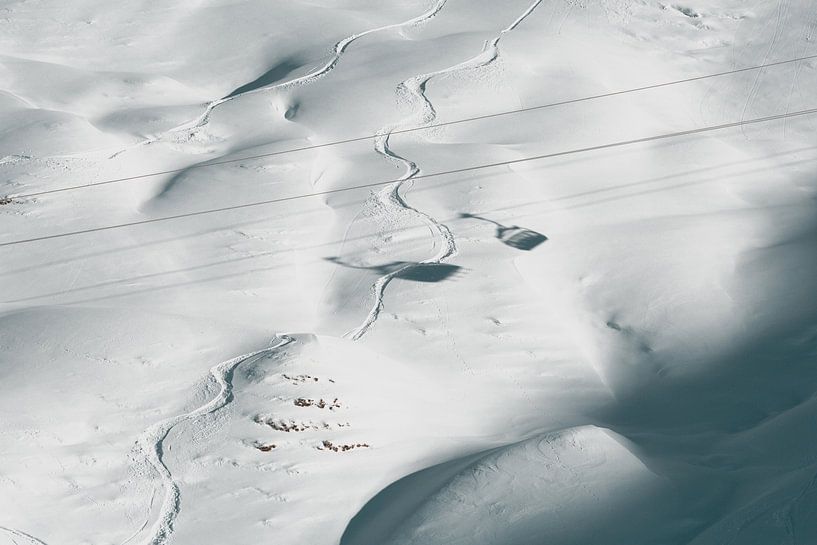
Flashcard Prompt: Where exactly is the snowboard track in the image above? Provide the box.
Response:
[118,4,455,542]
[0,526,50,545]
[121,1,547,543]
[346,0,545,341]
[127,335,294,545]
[110,0,448,157]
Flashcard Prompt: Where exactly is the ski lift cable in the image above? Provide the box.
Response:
[2,105,816,249]
[8,53,817,200]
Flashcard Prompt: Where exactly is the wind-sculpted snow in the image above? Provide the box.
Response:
[173,0,447,132]
[341,426,673,545]
[111,0,449,157]
[4,1,817,544]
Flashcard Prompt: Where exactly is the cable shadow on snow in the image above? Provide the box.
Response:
[6,154,805,305]
[5,143,811,276]
[7,148,815,305]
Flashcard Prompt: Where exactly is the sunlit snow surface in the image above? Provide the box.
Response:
[2,1,817,544]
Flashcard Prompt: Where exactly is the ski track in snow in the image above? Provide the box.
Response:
[345,0,544,341]
[120,487,156,545]
[126,335,294,545]
[109,0,448,157]
[115,1,545,542]
[116,5,456,541]
[0,526,50,545]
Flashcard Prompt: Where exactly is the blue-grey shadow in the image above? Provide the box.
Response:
[459,213,547,251]
[223,58,304,99]
[325,257,463,283]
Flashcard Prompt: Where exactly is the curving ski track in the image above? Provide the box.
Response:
[110,0,448,157]
[346,0,544,341]
[121,1,545,542]
[0,526,49,545]
[117,5,456,541]
[128,335,293,545]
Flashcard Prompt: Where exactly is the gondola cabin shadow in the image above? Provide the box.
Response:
[325,257,463,283]
[459,213,548,251]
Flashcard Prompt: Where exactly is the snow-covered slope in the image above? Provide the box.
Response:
[2,1,817,544]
